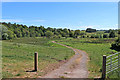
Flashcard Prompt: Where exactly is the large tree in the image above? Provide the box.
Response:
[86,28,96,33]
[74,30,80,38]
[2,33,8,40]
[45,31,53,38]
[111,30,120,51]
[109,31,115,38]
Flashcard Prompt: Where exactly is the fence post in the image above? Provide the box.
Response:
[118,53,120,77]
[102,55,106,79]
[34,52,38,71]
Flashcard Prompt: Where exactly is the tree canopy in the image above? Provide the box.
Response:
[0,22,118,40]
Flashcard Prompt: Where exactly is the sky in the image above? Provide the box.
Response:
[1,2,118,30]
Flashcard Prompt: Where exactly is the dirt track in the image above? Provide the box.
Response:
[43,41,89,78]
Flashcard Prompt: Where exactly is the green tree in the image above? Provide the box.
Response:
[109,31,115,38]
[14,29,22,38]
[111,38,120,51]
[118,29,120,39]
[45,31,53,38]
[35,32,41,37]
[103,33,109,38]
[80,31,86,36]
[2,33,8,40]
[86,28,96,33]
[26,30,30,37]
[61,32,66,37]
[38,29,44,36]
[54,31,60,35]
[74,30,80,38]
[30,31,35,37]
[7,30,14,39]
[63,28,69,35]
[69,31,74,37]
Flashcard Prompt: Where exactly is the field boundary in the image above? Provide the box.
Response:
[102,52,120,78]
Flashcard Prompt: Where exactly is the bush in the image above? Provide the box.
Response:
[7,30,14,39]
[82,35,87,38]
[103,33,109,38]
[111,38,120,51]
[2,33,8,40]
[53,35,61,39]
[94,34,100,38]
[91,34,95,38]
[90,34,99,38]
[45,31,53,38]
[109,31,115,38]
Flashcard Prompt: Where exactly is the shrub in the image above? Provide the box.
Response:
[2,33,8,40]
[111,38,120,51]
[103,33,109,38]
[109,31,115,38]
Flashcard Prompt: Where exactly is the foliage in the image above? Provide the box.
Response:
[111,38,120,51]
[103,33,109,38]
[2,33,8,40]
[86,28,96,33]
[45,31,53,38]
[109,30,115,38]
[74,30,80,38]
[0,22,119,40]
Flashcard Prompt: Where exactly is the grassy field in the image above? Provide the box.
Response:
[2,37,74,78]
[2,37,119,78]
[55,38,118,78]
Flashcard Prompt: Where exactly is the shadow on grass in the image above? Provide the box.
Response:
[25,70,37,72]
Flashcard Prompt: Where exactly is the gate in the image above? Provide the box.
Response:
[102,52,120,78]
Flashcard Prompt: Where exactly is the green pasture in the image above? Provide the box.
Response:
[2,37,74,78]
[55,38,118,78]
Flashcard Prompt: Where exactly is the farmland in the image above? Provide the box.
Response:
[2,37,74,78]
[1,21,119,78]
[2,37,118,78]
[1,2,119,79]
[55,38,118,78]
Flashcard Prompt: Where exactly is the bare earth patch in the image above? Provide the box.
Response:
[42,41,89,78]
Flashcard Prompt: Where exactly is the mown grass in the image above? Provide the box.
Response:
[55,38,118,78]
[2,37,74,78]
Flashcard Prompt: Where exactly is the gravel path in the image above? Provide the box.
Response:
[43,41,89,78]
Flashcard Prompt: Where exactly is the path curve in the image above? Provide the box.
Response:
[43,41,89,78]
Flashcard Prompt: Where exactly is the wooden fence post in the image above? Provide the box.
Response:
[102,55,106,79]
[118,53,120,77]
[34,52,38,71]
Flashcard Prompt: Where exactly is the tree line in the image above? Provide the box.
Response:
[0,22,119,40]
[111,30,120,51]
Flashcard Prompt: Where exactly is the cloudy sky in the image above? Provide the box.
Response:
[1,2,118,30]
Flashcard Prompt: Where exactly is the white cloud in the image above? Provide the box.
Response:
[100,27,117,30]
[79,25,94,28]
[78,24,118,30]
[0,19,21,22]
[0,19,45,23]
[96,24,118,30]
[114,24,118,26]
